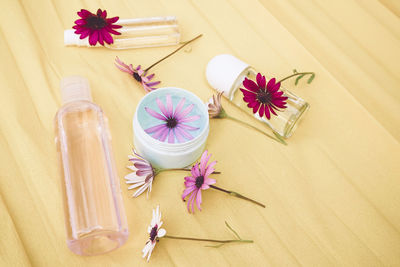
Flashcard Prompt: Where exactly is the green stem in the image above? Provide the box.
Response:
[164,235,253,244]
[224,115,287,145]
[145,34,203,72]
[209,185,266,208]
[277,72,314,84]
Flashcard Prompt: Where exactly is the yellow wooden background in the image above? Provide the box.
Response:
[1,0,400,266]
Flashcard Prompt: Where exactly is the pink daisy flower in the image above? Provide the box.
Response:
[182,150,216,213]
[73,9,122,46]
[240,73,288,120]
[145,94,200,143]
[115,57,161,92]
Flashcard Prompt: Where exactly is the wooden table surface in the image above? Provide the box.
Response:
[1,0,399,266]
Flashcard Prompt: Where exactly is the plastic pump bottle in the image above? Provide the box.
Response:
[54,76,129,255]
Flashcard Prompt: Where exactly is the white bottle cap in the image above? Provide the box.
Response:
[205,54,249,98]
[64,30,91,47]
[60,76,92,104]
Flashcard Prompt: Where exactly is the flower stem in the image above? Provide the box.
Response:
[157,168,220,174]
[209,185,266,208]
[145,34,203,72]
[164,235,253,244]
[277,72,314,84]
[224,115,287,145]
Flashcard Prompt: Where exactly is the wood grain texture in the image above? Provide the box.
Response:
[0,0,399,266]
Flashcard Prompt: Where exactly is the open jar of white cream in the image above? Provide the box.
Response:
[133,87,209,168]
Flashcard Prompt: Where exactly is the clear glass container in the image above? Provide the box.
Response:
[64,16,180,49]
[54,76,129,255]
[229,67,309,138]
[206,54,309,139]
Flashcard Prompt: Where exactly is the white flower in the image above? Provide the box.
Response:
[125,150,155,197]
[142,205,166,262]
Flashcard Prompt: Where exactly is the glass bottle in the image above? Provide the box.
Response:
[206,54,309,138]
[64,16,180,49]
[54,76,129,255]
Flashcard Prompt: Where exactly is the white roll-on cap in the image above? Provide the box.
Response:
[64,30,90,47]
[60,76,92,104]
[205,54,249,98]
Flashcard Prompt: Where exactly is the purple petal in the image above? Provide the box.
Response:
[192,163,200,178]
[252,101,261,114]
[196,190,202,211]
[182,185,195,200]
[175,103,194,120]
[269,105,277,116]
[152,127,168,140]
[243,78,259,92]
[259,104,265,117]
[156,98,169,118]
[166,95,173,117]
[78,9,92,18]
[174,128,186,143]
[200,151,211,175]
[240,88,257,98]
[265,105,271,119]
[133,162,152,169]
[267,78,276,90]
[89,31,99,46]
[176,126,194,140]
[204,178,216,186]
[107,17,119,23]
[146,81,161,87]
[160,128,169,142]
[173,97,186,117]
[167,129,175,143]
[79,30,90,39]
[178,124,199,131]
[102,30,113,44]
[145,107,166,121]
[256,73,266,89]
[179,115,200,123]
[184,180,195,187]
[136,169,153,176]
[204,160,217,177]
[145,124,167,134]
[74,19,86,25]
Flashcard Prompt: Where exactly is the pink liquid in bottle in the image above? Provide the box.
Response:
[54,76,129,256]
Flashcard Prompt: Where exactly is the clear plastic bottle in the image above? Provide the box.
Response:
[54,76,129,255]
[64,16,180,49]
[206,54,309,138]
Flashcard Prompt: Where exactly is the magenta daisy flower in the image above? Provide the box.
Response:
[145,94,200,143]
[115,57,160,92]
[182,150,216,213]
[240,73,288,120]
[73,9,122,46]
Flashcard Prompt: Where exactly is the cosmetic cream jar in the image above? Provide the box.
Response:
[133,87,209,168]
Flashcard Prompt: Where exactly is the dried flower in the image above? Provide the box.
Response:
[142,205,166,262]
[125,149,156,197]
[145,94,200,143]
[73,9,122,46]
[240,73,288,120]
[207,91,226,118]
[182,150,217,213]
[115,57,160,92]
[142,206,253,262]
